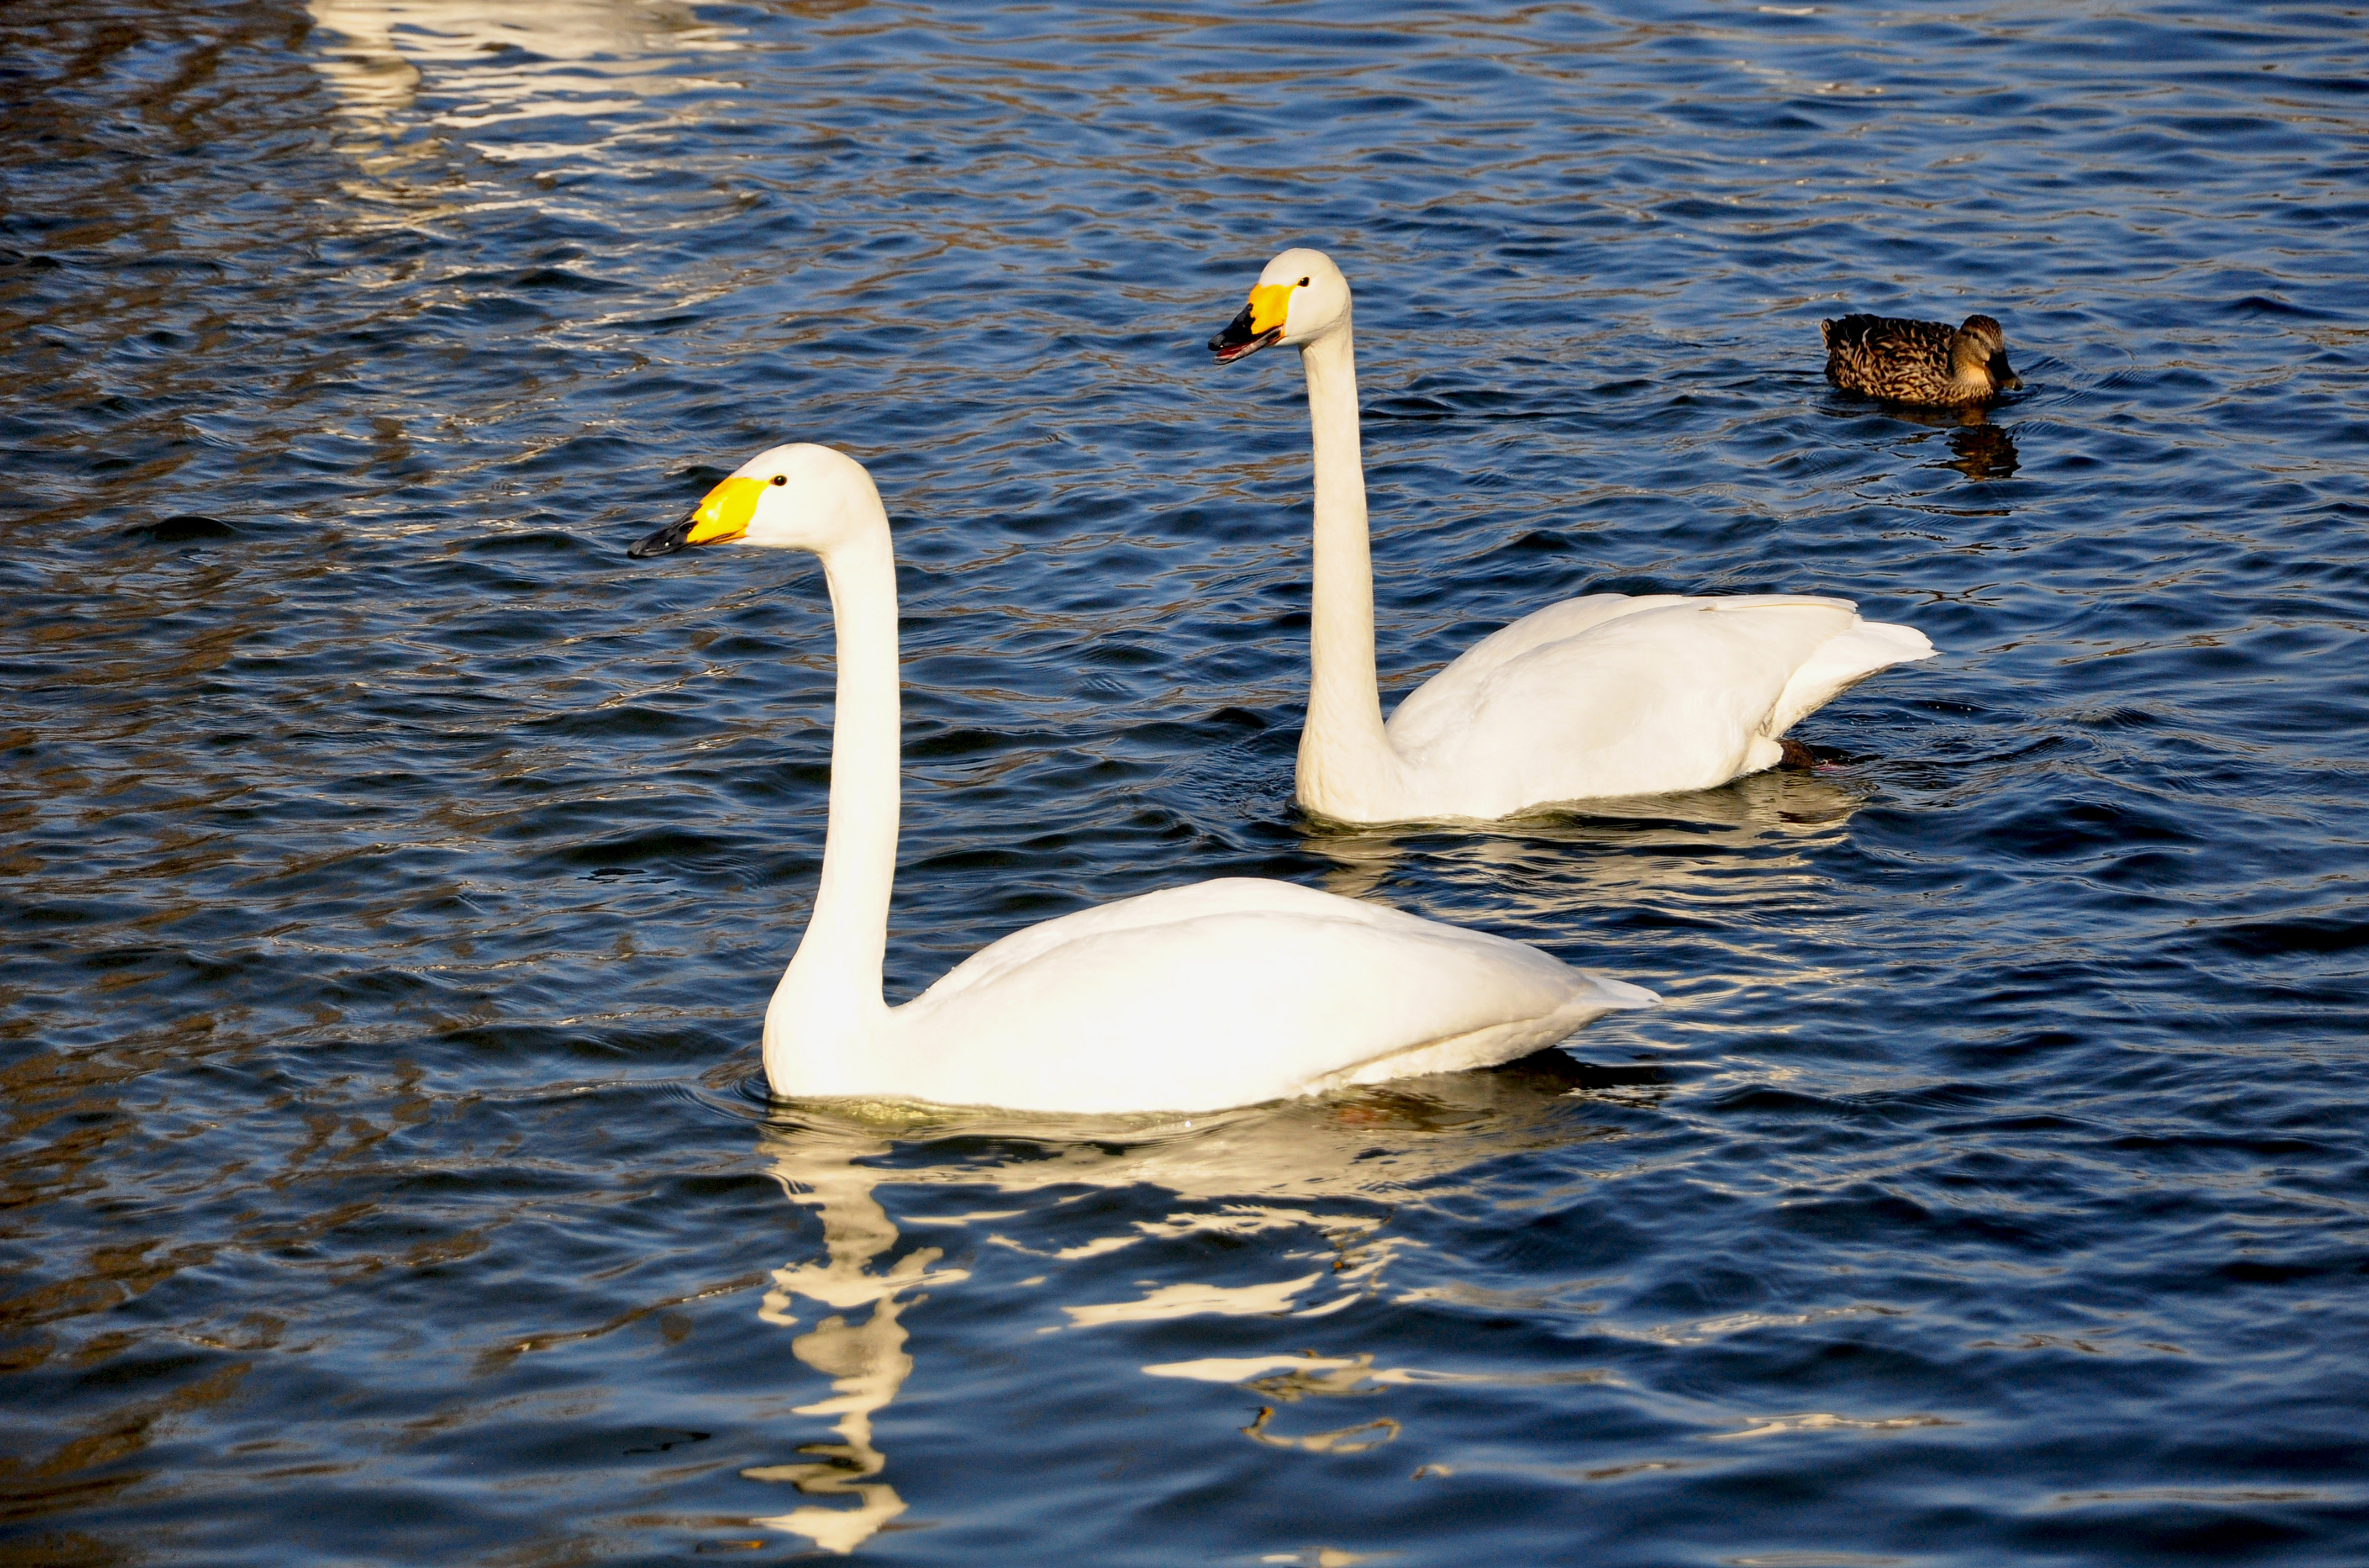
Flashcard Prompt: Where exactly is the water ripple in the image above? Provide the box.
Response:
[3,1,2367,1562]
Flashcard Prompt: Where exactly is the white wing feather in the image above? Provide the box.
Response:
[1381,595,1930,813]
[880,879,1654,1114]
[1764,618,1936,737]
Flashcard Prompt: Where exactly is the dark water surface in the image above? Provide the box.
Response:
[6,1,2368,1562]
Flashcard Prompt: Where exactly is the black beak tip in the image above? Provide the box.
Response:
[1207,303,1281,365]
[1208,325,1283,364]
[628,514,699,559]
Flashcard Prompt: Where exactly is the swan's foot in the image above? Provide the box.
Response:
[1776,736,1817,770]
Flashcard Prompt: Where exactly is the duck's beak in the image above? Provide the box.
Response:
[628,474,766,557]
[1991,351,2023,393]
[1207,282,1293,364]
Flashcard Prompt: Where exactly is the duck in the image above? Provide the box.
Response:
[1206,247,1937,826]
[1820,312,2021,405]
[627,443,1655,1115]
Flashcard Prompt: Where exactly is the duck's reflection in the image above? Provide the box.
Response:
[740,1062,1644,1552]
[1943,421,2020,482]
[1875,399,2021,483]
[1819,395,2022,487]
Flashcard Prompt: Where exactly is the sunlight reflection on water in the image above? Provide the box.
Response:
[3,0,2366,1560]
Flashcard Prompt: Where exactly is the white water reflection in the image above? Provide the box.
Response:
[1305,772,1873,1038]
[741,1064,1640,1551]
[305,1,740,138]
[743,1129,967,1554]
[1143,1351,1612,1396]
[1305,768,1870,909]
[1147,1350,1618,1458]
[1059,1273,1324,1329]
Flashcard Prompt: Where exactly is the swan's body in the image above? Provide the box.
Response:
[1206,249,1939,825]
[1821,312,2020,405]
[808,875,1638,1112]
[628,444,1654,1115]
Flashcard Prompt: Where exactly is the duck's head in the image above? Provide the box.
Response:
[1952,314,2022,394]
[1207,247,1351,364]
[627,442,881,558]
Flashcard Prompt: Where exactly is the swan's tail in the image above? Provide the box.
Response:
[1325,972,1658,1090]
[1587,975,1660,1010]
[1765,620,1936,737]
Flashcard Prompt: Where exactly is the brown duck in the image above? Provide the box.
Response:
[1820,313,2021,405]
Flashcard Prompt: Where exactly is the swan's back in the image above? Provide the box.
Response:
[1384,595,1910,811]
[871,879,1652,1113]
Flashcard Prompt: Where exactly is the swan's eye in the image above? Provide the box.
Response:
[771,475,786,485]
[1298,276,1310,287]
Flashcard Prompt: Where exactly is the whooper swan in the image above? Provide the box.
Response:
[628,444,1655,1114]
[1208,247,1938,826]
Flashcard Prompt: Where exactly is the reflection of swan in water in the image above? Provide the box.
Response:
[304,0,739,134]
[741,1065,1647,1551]
[1304,767,1869,911]
[745,1128,968,1554]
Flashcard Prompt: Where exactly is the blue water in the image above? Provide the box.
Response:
[4,2,2367,1562]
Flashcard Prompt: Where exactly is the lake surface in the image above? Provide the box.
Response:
[4,1,2367,1562]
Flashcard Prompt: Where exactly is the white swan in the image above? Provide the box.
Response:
[1207,248,1938,825]
[628,443,1655,1115]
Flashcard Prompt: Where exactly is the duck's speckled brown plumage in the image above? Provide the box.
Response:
[1820,312,2020,406]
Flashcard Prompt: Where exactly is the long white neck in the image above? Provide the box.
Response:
[763,510,901,1092]
[1295,324,1403,819]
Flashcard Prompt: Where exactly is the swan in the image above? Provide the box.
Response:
[1822,312,2021,405]
[1206,248,1939,825]
[627,443,1655,1115]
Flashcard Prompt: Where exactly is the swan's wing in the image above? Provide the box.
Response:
[915,877,1402,998]
[1386,598,1869,809]
[1386,593,1862,754]
[1764,619,1935,737]
[1386,594,1690,752]
[889,879,1654,1114]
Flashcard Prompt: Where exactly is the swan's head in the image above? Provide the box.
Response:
[627,442,883,558]
[1207,247,1351,364]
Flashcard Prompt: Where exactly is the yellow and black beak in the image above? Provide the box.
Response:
[1991,351,2023,393]
[1207,282,1293,364]
[628,474,767,558]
